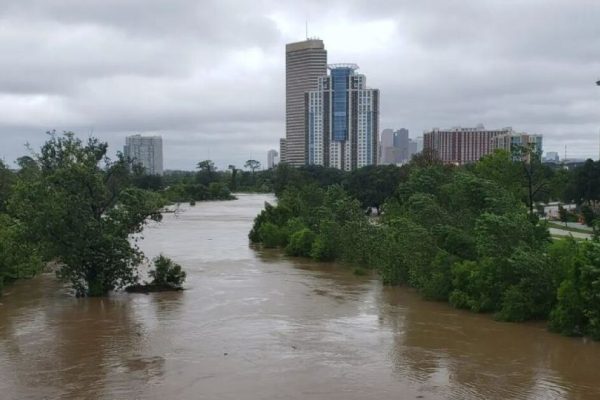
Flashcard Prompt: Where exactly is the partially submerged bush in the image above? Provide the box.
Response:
[150,255,186,288]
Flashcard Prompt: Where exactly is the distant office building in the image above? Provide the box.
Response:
[379,128,416,165]
[544,151,560,163]
[379,128,394,164]
[306,64,379,171]
[284,39,328,166]
[267,149,279,169]
[124,135,163,175]
[380,129,394,148]
[279,138,287,164]
[409,140,418,158]
[491,132,543,161]
[423,125,511,165]
[416,136,424,153]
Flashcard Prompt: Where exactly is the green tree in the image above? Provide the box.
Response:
[550,240,600,339]
[345,165,408,214]
[474,150,522,200]
[410,148,442,168]
[0,214,42,294]
[228,164,238,191]
[245,159,261,174]
[513,145,552,214]
[196,160,216,186]
[496,249,558,322]
[0,160,14,212]
[9,132,164,297]
[581,205,596,227]
[566,159,600,206]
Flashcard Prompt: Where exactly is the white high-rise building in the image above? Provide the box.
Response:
[306,64,379,171]
[124,135,163,175]
[267,149,279,169]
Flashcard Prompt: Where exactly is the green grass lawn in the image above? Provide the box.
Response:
[547,222,594,235]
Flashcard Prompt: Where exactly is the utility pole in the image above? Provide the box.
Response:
[597,79,600,160]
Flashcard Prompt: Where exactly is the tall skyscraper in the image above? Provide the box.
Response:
[285,39,327,166]
[267,149,279,169]
[124,134,163,175]
[306,64,379,171]
[423,125,511,165]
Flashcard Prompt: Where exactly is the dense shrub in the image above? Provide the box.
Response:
[549,241,600,339]
[581,205,596,227]
[285,228,316,257]
[258,222,287,248]
[149,255,186,287]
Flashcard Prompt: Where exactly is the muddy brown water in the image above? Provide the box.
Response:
[1,194,599,400]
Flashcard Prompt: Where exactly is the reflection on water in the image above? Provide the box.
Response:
[1,194,599,400]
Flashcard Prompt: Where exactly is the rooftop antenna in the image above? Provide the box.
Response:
[305,20,308,39]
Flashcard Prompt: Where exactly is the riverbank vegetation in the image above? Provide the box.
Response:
[250,150,600,340]
[0,132,186,297]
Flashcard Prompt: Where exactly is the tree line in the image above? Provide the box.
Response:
[250,148,600,340]
[134,159,269,203]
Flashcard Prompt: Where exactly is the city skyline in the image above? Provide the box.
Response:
[0,1,599,170]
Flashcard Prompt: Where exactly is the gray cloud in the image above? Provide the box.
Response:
[0,0,599,170]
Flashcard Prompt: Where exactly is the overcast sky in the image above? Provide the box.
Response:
[0,0,599,170]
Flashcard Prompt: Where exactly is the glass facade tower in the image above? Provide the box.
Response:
[331,67,351,141]
[305,64,379,171]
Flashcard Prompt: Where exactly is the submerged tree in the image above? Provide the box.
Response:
[10,132,164,297]
[196,160,217,186]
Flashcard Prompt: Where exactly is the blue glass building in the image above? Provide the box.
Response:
[305,64,379,170]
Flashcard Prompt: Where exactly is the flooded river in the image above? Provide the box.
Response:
[1,194,599,399]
